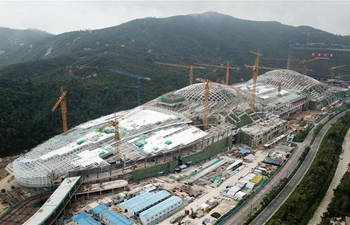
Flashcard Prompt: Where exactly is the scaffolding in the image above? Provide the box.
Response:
[7,71,339,187]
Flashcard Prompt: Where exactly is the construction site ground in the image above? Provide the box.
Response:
[0,143,293,225]
[287,110,321,130]
[0,113,310,225]
[160,151,268,225]
[66,149,272,225]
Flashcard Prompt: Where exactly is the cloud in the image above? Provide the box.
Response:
[0,1,349,36]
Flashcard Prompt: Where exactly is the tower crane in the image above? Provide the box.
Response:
[244,50,261,108]
[51,86,68,135]
[154,61,205,85]
[196,78,252,130]
[277,82,282,97]
[244,52,308,107]
[336,74,350,86]
[329,65,346,87]
[299,57,329,75]
[109,68,151,106]
[194,62,240,85]
[196,78,249,93]
[260,57,299,70]
[204,81,209,131]
[302,31,323,44]
[193,78,210,131]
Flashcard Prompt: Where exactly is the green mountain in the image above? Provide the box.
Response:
[0,28,53,66]
[0,11,348,156]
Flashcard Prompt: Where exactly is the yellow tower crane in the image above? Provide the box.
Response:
[51,86,68,135]
[204,81,209,131]
[196,78,250,131]
[154,61,205,85]
[260,57,299,70]
[193,78,210,131]
[302,31,323,44]
[98,114,121,163]
[244,50,261,108]
[299,57,329,75]
[245,57,303,106]
[194,62,240,85]
[330,65,346,87]
[336,74,350,87]
[98,101,157,165]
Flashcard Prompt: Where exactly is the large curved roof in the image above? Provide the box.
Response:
[175,83,239,102]
[255,70,337,105]
[257,70,326,91]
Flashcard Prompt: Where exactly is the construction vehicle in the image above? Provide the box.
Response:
[154,61,205,85]
[112,205,123,213]
[329,65,346,87]
[109,68,151,106]
[194,62,240,85]
[51,86,68,135]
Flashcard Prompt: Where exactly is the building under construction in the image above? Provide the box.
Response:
[288,43,350,80]
[6,70,338,188]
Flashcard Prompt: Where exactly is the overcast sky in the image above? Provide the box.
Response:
[0,1,349,36]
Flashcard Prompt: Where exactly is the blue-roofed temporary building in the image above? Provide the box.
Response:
[119,192,154,211]
[128,190,170,217]
[139,196,185,225]
[91,204,109,219]
[141,185,156,193]
[239,148,250,155]
[101,210,134,225]
[73,212,101,225]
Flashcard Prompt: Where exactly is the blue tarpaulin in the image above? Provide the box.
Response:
[239,148,250,154]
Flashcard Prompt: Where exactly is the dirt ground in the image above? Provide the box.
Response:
[0,156,34,216]
[288,110,321,130]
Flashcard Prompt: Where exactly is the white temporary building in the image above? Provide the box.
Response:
[227,186,241,197]
[235,191,246,200]
[201,203,210,211]
[245,181,255,189]
[243,154,257,162]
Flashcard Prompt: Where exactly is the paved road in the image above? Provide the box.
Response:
[248,111,347,225]
[308,126,350,224]
[223,110,348,225]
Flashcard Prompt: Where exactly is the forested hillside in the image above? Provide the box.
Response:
[0,28,53,66]
[0,12,348,156]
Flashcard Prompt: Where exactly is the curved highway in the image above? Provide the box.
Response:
[249,111,348,225]
[223,110,348,225]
